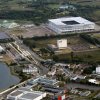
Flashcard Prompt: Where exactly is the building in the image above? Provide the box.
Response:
[0,32,11,40]
[0,46,4,52]
[23,65,38,74]
[48,17,95,34]
[96,66,100,74]
[59,4,76,10]
[57,39,67,49]
[58,95,66,100]
[28,76,58,86]
[47,44,58,52]
[88,79,100,85]
[7,87,46,100]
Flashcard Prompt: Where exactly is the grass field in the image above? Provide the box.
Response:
[74,50,100,62]
[93,10,100,21]
[49,4,60,8]
[29,35,88,48]
[92,33,100,38]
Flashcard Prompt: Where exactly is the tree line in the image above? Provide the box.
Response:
[0,7,57,25]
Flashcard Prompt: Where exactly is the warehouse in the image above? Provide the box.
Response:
[48,17,95,34]
[7,87,46,100]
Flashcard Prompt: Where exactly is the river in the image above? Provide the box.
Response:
[0,62,20,90]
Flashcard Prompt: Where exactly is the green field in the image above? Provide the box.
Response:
[24,35,88,48]
[92,33,100,38]
[74,50,100,62]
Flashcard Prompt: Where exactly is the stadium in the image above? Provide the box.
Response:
[48,17,95,34]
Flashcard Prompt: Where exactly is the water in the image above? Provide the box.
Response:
[0,62,20,90]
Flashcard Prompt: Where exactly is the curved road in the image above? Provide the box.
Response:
[66,82,100,91]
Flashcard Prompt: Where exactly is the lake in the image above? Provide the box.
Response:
[0,62,20,90]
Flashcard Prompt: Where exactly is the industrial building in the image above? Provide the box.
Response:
[48,17,95,34]
[7,87,46,100]
[28,76,58,86]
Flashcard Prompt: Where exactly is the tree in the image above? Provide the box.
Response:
[71,51,74,62]
[53,55,59,62]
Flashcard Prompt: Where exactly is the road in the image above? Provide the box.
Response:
[66,82,100,91]
[62,67,100,91]
[8,34,48,75]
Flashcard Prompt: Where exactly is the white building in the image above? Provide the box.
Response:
[0,46,4,52]
[57,39,67,49]
[23,66,38,74]
[48,17,95,34]
[7,87,46,100]
[88,79,100,85]
[59,4,76,10]
[96,66,100,74]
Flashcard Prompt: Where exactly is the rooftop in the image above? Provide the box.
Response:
[28,76,58,86]
[10,91,23,96]
[20,92,40,100]
[7,87,46,100]
[62,20,79,25]
[49,17,94,25]
[0,32,11,40]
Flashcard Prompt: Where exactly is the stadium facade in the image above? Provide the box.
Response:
[48,17,95,34]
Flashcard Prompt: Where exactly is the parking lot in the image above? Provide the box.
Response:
[7,25,56,38]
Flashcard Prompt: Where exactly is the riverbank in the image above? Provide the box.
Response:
[0,62,20,90]
[1,53,22,77]
[6,62,20,78]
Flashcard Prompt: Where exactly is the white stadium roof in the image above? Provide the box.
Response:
[49,17,94,25]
